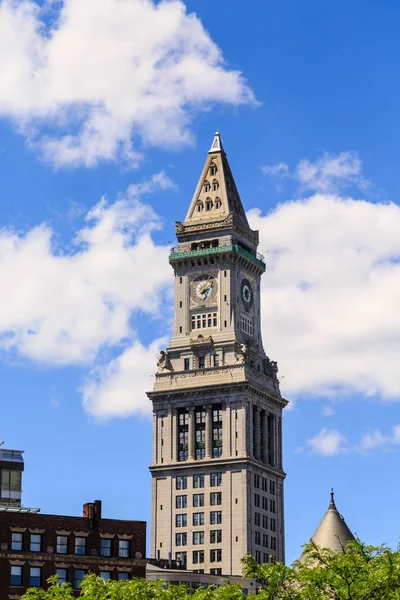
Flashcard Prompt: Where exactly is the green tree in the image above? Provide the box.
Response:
[242,539,400,600]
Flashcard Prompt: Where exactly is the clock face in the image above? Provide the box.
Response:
[190,274,218,305]
[241,278,253,310]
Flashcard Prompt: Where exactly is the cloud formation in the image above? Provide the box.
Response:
[249,194,400,401]
[305,428,348,456]
[358,425,400,453]
[261,151,367,193]
[0,0,255,167]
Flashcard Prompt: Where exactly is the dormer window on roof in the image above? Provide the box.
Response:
[215,198,221,209]
[212,179,219,191]
[209,165,217,176]
[196,201,203,212]
[204,181,211,192]
[205,199,213,211]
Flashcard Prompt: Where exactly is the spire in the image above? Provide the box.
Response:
[184,132,250,231]
[305,490,355,555]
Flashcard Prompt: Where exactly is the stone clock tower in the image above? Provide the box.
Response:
[148,133,288,576]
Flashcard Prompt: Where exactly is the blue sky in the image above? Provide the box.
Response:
[1,0,400,565]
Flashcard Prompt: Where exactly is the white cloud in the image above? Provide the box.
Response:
[306,428,348,457]
[322,405,335,417]
[261,163,289,177]
[249,194,400,401]
[296,152,366,193]
[83,337,167,418]
[0,172,172,366]
[358,425,400,453]
[0,0,255,167]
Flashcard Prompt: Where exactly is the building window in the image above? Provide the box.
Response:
[204,181,211,192]
[212,180,219,191]
[210,530,222,544]
[255,550,261,564]
[213,355,219,367]
[193,531,204,545]
[270,537,276,550]
[30,567,41,587]
[270,518,276,532]
[175,533,187,546]
[254,474,260,488]
[263,553,269,563]
[30,533,42,552]
[184,358,190,370]
[209,165,217,176]
[100,538,112,557]
[210,549,222,563]
[100,571,111,580]
[270,481,276,495]
[178,410,189,462]
[255,512,260,526]
[210,472,222,487]
[210,568,222,575]
[193,512,204,526]
[176,476,187,490]
[270,499,276,513]
[192,550,204,564]
[191,312,218,330]
[193,493,204,507]
[118,572,129,581]
[56,568,68,585]
[176,495,187,509]
[176,551,187,566]
[10,565,22,586]
[263,534,268,548]
[176,514,187,527]
[212,405,223,458]
[210,492,222,506]
[241,314,253,336]
[119,539,130,558]
[56,535,68,554]
[210,511,222,525]
[254,494,260,507]
[262,477,267,492]
[205,199,213,211]
[255,531,261,545]
[74,569,86,589]
[263,515,268,529]
[262,497,268,510]
[1,469,22,504]
[198,356,205,369]
[193,474,204,488]
[74,537,86,555]
[11,532,23,551]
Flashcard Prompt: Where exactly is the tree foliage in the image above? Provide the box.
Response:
[21,540,400,600]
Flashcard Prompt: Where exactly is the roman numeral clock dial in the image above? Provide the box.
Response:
[241,278,253,310]
[190,274,218,305]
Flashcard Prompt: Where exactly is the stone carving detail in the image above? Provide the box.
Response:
[175,221,184,233]
[91,548,98,556]
[1,542,8,550]
[46,546,53,554]
[264,356,278,379]
[190,334,214,346]
[157,350,173,372]
[234,342,247,364]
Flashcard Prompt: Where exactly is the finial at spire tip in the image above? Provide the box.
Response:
[209,131,224,153]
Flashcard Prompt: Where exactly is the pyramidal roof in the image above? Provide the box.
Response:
[184,132,250,230]
[307,490,355,554]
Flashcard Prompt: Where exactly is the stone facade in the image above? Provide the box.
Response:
[148,133,288,576]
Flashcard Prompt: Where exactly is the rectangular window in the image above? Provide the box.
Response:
[74,569,86,589]
[30,533,42,552]
[263,515,268,529]
[175,533,187,547]
[176,495,187,509]
[210,530,222,544]
[210,472,222,487]
[30,567,41,587]
[193,493,204,507]
[176,551,187,566]
[210,568,222,575]
[56,535,68,554]
[193,531,204,545]
[198,356,205,369]
[184,358,190,371]
[213,354,219,367]
[192,550,204,564]
[193,512,204,526]
[262,477,267,492]
[193,474,205,488]
[255,531,261,545]
[176,476,187,490]
[119,539,130,558]
[210,511,222,524]
[270,499,276,513]
[240,314,253,336]
[270,481,276,495]
[100,571,111,581]
[262,497,268,510]
[254,474,260,488]
[270,537,276,550]
[75,537,86,555]
[263,553,269,563]
[210,492,222,506]
[100,538,112,557]
[270,518,276,532]
[255,550,261,564]
[255,512,260,526]
[210,549,222,563]
[263,534,268,548]
[11,532,23,551]
[10,565,22,586]
[176,514,187,528]
[254,494,260,507]
[118,572,129,581]
[191,312,217,331]
[56,568,68,584]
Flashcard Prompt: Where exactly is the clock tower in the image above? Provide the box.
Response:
[148,133,288,576]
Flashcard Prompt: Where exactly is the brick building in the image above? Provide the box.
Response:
[0,499,146,598]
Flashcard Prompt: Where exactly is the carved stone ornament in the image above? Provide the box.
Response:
[157,350,173,373]
[46,546,54,554]
[234,342,247,364]
[175,221,184,233]
[135,551,143,559]
[190,334,214,346]
[264,356,278,378]
[91,548,98,556]
[1,542,8,550]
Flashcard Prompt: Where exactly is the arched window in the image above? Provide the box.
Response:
[196,201,204,213]
[212,179,219,191]
[215,197,222,209]
[209,164,217,176]
[205,198,213,211]
[204,180,211,193]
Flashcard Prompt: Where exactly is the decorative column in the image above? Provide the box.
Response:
[188,408,196,461]
[205,405,213,459]
[254,406,261,461]
[248,403,254,458]
[262,411,269,464]
[171,408,177,463]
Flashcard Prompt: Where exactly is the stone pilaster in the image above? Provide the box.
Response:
[254,406,261,461]
[262,410,269,464]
